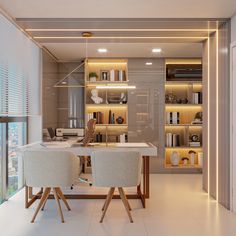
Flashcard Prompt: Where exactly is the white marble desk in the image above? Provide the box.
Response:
[21,142,157,208]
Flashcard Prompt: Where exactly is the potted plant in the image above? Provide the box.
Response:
[89,72,98,82]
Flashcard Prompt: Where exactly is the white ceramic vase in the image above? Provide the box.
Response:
[170,151,180,166]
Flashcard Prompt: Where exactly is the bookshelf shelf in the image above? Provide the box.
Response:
[165,104,202,107]
[164,59,203,171]
[165,124,202,127]
[165,164,202,169]
[165,146,202,149]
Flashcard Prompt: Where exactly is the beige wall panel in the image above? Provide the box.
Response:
[218,22,230,209]
[42,51,58,129]
[202,40,209,192]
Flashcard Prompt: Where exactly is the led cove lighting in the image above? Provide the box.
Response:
[98,48,107,53]
[96,85,136,89]
[152,48,162,53]
[146,62,153,65]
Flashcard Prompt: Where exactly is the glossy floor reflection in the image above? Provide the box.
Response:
[0,174,236,236]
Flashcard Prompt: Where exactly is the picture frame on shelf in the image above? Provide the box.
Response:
[100,70,109,81]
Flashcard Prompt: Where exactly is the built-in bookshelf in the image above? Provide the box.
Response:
[85,59,129,143]
[164,59,203,170]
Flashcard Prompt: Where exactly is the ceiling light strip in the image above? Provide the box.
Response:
[207,35,210,198]
[216,29,219,202]
[26,28,217,32]
[34,36,207,39]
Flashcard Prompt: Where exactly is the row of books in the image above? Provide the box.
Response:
[109,70,126,82]
[95,133,128,143]
[192,92,202,104]
[108,110,116,124]
[95,133,105,142]
[87,112,104,124]
[166,112,180,124]
[87,110,117,124]
[166,133,181,147]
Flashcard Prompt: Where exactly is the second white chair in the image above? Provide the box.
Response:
[91,150,142,223]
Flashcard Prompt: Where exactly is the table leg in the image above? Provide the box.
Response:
[145,156,150,198]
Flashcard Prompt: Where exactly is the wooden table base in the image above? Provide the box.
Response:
[25,156,150,209]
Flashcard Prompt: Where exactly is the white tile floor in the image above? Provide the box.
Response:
[1,174,236,236]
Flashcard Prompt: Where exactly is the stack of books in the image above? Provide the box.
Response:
[166,133,180,147]
[95,132,104,142]
[87,112,104,124]
[166,112,180,124]
[192,92,202,104]
[109,70,126,82]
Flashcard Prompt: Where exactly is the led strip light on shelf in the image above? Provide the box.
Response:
[95,85,136,89]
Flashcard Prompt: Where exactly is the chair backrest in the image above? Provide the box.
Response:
[23,150,80,188]
[91,150,142,187]
[82,119,96,146]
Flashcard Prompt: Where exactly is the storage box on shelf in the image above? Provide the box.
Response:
[85,59,129,144]
[164,59,203,170]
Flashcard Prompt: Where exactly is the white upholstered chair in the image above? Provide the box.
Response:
[91,150,142,223]
[23,150,80,223]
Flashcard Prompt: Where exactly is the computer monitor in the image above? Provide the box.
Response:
[47,127,55,140]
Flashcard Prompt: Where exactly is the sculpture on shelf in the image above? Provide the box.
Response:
[120,92,127,104]
[91,89,103,104]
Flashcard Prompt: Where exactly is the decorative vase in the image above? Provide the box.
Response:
[170,151,180,166]
[116,116,124,124]
[89,77,97,82]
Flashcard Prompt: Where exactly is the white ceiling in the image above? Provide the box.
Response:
[0,0,236,18]
[44,43,202,61]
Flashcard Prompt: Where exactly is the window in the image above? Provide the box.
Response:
[7,121,27,197]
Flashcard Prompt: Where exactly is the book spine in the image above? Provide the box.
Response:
[173,112,177,124]
[166,112,170,124]
[170,112,173,124]
[108,110,112,124]
[110,69,115,81]
[195,93,199,104]
[177,112,180,124]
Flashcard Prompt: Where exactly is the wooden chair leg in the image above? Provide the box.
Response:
[118,187,133,223]
[120,188,132,211]
[100,187,115,223]
[53,188,65,223]
[102,188,113,211]
[55,187,71,211]
[41,188,51,211]
[31,187,51,223]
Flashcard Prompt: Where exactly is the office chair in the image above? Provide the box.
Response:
[77,119,96,187]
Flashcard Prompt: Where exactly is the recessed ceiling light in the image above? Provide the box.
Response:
[98,48,107,53]
[152,48,162,53]
[146,62,153,65]
[61,81,67,84]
